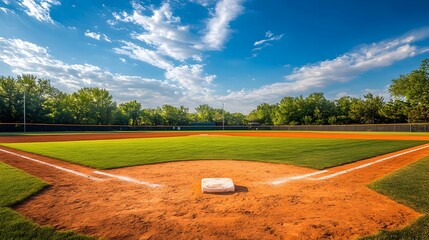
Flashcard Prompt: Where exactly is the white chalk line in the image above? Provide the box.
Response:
[0,148,104,181]
[93,171,161,188]
[269,170,328,185]
[0,148,161,187]
[268,144,429,185]
[313,144,429,180]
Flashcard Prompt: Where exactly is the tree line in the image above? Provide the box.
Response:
[1,59,428,126]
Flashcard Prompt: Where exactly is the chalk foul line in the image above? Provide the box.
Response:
[0,148,104,181]
[0,148,161,188]
[313,144,429,180]
[269,170,328,185]
[93,171,161,188]
[268,144,429,185]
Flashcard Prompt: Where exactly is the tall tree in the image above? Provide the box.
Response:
[160,105,189,125]
[0,75,59,123]
[68,88,116,124]
[117,100,142,125]
[0,76,19,122]
[247,103,276,125]
[390,58,429,122]
[195,104,215,122]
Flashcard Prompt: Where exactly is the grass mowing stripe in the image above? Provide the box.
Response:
[2,136,427,170]
[361,156,429,240]
[0,163,95,240]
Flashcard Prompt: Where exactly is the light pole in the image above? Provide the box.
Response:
[222,102,225,131]
[23,90,26,132]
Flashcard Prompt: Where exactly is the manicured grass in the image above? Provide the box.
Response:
[0,163,47,207]
[0,163,95,240]
[2,136,426,169]
[362,157,429,240]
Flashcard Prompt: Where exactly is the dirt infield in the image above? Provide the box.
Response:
[1,131,428,239]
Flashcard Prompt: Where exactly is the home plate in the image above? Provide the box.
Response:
[202,178,235,193]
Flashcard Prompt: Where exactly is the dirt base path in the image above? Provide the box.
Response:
[0,132,428,239]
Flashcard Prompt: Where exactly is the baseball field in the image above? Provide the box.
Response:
[0,131,429,239]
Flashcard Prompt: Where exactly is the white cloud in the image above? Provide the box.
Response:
[285,37,418,87]
[115,2,200,62]
[0,6,15,14]
[165,64,216,94]
[18,0,60,24]
[1,29,428,114]
[0,37,182,106]
[202,0,244,50]
[218,31,429,112]
[2,0,10,4]
[254,31,283,46]
[84,30,111,42]
[191,0,216,7]
[251,31,284,57]
[103,34,111,42]
[84,30,101,40]
[113,41,173,70]
[119,58,126,63]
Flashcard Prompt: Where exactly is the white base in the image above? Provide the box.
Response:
[201,178,235,193]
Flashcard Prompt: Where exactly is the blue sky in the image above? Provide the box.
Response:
[1,0,429,113]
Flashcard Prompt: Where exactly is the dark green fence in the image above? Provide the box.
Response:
[0,123,428,133]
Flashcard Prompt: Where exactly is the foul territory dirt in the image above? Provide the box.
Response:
[1,131,428,239]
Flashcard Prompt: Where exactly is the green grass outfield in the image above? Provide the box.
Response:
[0,162,94,240]
[2,136,427,169]
[362,156,429,239]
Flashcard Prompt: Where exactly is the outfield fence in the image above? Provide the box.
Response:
[1,122,429,133]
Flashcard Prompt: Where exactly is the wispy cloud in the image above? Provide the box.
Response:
[114,2,200,62]
[113,41,174,70]
[0,37,181,106]
[0,6,15,14]
[18,0,60,24]
[190,0,216,7]
[220,30,429,111]
[165,64,216,94]
[84,30,111,42]
[84,30,101,40]
[1,27,428,113]
[251,31,284,57]
[111,1,244,99]
[202,0,244,50]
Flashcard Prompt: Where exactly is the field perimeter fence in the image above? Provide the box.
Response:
[1,123,429,133]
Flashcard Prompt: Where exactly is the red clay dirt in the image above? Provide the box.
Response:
[0,131,428,240]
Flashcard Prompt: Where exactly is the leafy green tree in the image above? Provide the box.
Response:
[273,96,299,125]
[350,93,384,124]
[226,112,247,125]
[334,96,355,124]
[117,100,142,125]
[159,105,189,125]
[44,92,74,123]
[382,100,407,123]
[68,88,116,124]
[390,58,429,122]
[390,59,429,104]
[247,103,276,125]
[0,75,60,123]
[304,93,335,125]
[0,76,19,122]
[195,104,215,122]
